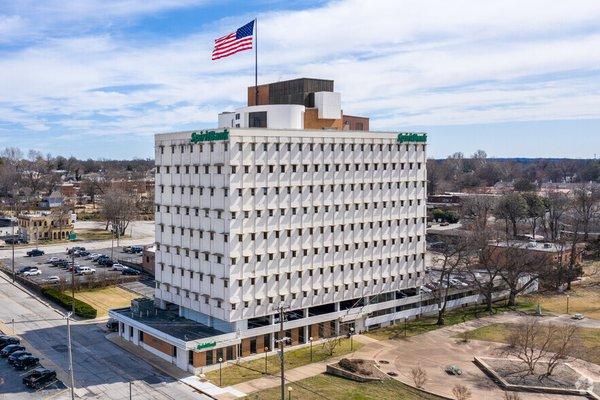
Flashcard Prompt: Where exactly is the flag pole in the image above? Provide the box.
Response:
[254,18,258,106]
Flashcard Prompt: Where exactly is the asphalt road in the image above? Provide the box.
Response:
[0,221,154,260]
[0,271,208,400]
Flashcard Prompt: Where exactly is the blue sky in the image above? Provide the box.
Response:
[1,0,600,159]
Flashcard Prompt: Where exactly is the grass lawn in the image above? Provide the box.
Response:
[205,337,362,387]
[72,286,139,317]
[364,300,536,341]
[246,374,445,400]
[75,228,129,241]
[457,323,600,365]
[522,287,600,320]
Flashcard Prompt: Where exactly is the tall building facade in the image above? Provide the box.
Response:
[110,78,428,373]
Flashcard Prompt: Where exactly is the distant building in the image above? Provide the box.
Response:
[18,212,74,242]
[39,190,64,209]
[142,245,155,276]
[485,240,584,267]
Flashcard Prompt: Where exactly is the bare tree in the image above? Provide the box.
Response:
[505,318,579,376]
[495,193,527,237]
[461,195,496,231]
[321,337,341,356]
[466,226,504,314]
[503,392,521,400]
[431,235,472,325]
[522,192,545,238]
[100,188,138,236]
[452,385,472,400]
[544,191,569,242]
[490,239,551,307]
[410,365,427,388]
[573,187,600,242]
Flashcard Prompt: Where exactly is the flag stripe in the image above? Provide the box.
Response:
[213,37,252,54]
[212,20,254,61]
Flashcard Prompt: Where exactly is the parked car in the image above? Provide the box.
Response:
[78,251,90,257]
[44,276,60,284]
[122,267,140,276]
[5,237,27,245]
[51,258,68,266]
[76,266,96,275]
[106,320,119,332]
[572,313,585,320]
[444,365,462,375]
[111,263,126,271]
[13,354,39,370]
[47,257,60,264]
[98,258,114,267]
[8,350,32,365]
[22,267,42,277]
[0,344,26,357]
[66,263,81,272]
[27,249,45,257]
[0,336,20,350]
[130,245,143,253]
[22,368,57,389]
[16,266,37,275]
[86,253,100,260]
[67,247,85,255]
[122,246,132,253]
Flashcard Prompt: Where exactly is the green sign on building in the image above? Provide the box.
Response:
[191,129,229,143]
[397,132,427,143]
[196,341,217,350]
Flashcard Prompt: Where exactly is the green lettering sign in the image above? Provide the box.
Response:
[397,132,427,143]
[191,129,229,143]
[196,341,217,350]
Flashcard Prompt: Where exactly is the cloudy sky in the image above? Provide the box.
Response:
[1,0,599,159]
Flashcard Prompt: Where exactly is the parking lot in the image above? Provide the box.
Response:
[0,330,67,399]
[4,246,145,287]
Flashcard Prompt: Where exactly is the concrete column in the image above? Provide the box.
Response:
[176,346,188,370]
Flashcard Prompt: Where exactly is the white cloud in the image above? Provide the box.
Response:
[0,0,599,148]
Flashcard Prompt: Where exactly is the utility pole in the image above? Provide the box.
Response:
[70,249,75,313]
[66,312,75,400]
[275,303,289,400]
[11,216,15,283]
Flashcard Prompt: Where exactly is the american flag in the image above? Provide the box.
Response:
[212,20,255,60]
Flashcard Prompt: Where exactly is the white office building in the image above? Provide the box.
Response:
[109,78,430,373]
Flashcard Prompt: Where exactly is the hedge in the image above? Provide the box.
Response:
[41,288,97,319]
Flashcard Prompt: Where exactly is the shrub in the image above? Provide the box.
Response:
[42,288,97,319]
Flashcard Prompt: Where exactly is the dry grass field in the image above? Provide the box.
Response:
[73,286,138,317]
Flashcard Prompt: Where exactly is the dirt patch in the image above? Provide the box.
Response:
[482,358,596,393]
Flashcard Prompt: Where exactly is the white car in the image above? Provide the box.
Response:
[23,268,42,276]
[44,276,60,284]
[47,257,60,263]
[111,263,126,271]
[76,266,96,275]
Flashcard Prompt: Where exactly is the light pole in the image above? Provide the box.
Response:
[66,312,75,400]
[349,327,355,351]
[287,386,293,400]
[218,357,223,386]
[11,214,15,283]
[309,337,313,362]
[129,381,132,400]
[69,249,76,313]
[404,317,408,337]
[566,294,570,315]
[265,347,269,374]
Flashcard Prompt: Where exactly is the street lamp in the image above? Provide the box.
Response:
[264,347,269,374]
[349,327,355,351]
[288,386,293,400]
[218,357,223,386]
[566,294,570,315]
[309,337,313,362]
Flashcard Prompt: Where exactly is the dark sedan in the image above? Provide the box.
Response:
[0,344,25,357]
